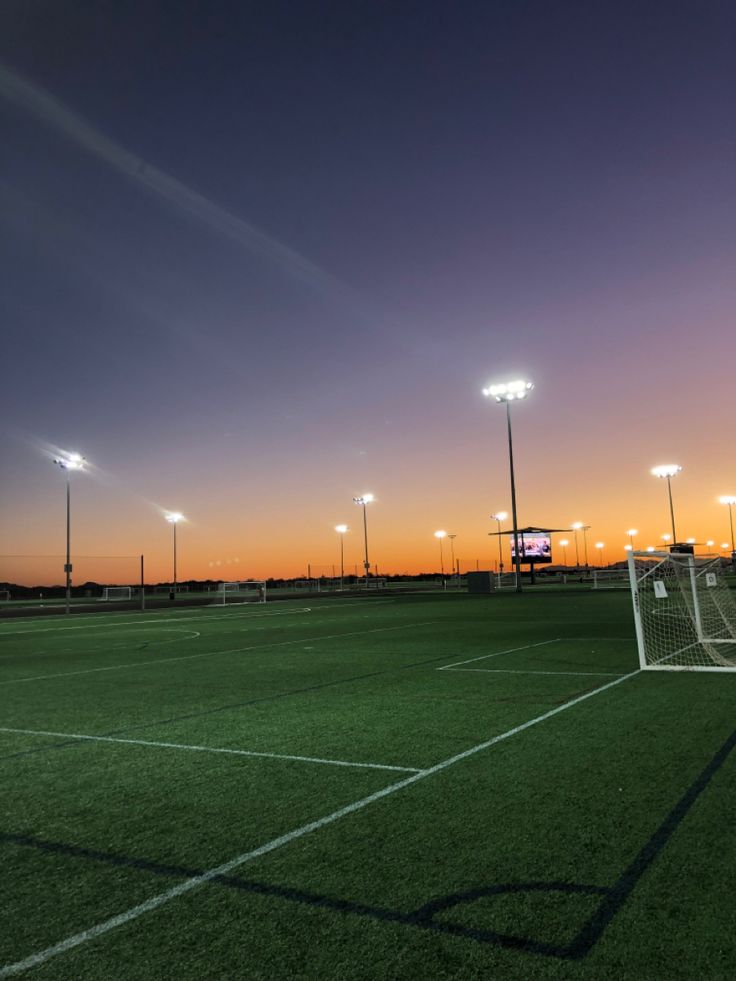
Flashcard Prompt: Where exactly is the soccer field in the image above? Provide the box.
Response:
[1,592,734,979]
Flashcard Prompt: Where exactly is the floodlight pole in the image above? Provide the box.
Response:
[448,534,457,578]
[666,475,678,543]
[728,502,735,553]
[573,529,580,568]
[506,402,523,593]
[172,521,178,589]
[583,527,589,569]
[361,503,370,588]
[495,517,503,572]
[64,469,71,615]
[438,536,445,576]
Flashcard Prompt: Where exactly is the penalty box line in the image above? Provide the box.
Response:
[0,727,421,774]
[437,638,562,671]
[0,621,439,686]
[0,669,640,979]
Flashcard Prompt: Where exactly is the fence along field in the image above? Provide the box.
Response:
[1,590,735,979]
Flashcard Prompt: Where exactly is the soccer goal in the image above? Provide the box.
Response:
[101,586,132,601]
[0,589,10,601]
[592,569,630,589]
[217,581,267,605]
[628,551,736,671]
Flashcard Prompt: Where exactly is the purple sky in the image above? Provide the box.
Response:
[1,1,734,579]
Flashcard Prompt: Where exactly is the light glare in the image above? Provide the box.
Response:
[491,511,508,521]
[335,524,348,534]
[482,379,534,402]
[434,530,447,539]
[719,495,736,506]
[165,512,184,523]
[651,464,682,478]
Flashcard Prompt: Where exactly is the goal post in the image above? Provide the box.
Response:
[101,586,132,601]
[217,581,267,605]
[627,551,736,671]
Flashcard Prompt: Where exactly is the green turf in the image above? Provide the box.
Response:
[1,592,734,979]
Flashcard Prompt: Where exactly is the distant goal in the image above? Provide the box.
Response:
[101,586,132,601]
[216,581,267,605]
[628,551,736,671]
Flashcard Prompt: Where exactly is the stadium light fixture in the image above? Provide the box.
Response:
[646,545,656,553]
[53,452,86,614]
[491,511,508,572]
[571,521,590,568]
[651,464,682,542]
[434,530,447,576]
[165,512,184,593]
[559,538,569,566]
[335,525,349,590]
[661,533,672,544]
[706,540,715,551]
[626,528,638,549]
[447,534,457,578]
[483,380,534,592]
[353,495,374,588]
[719,496,736,552]
[624,544,633,552]
[722,542,731,552]
[686,537,696,545]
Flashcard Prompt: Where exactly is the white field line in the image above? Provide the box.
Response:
[0,608,315,636]
[0,599,397,636]
[436,638,562,670]
[0,629,201,661]
[0,668,640,979]
[0,727,420,774]
[443,667,625,677]
[0,621,438,685]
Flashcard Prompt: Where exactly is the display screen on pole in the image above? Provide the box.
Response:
[511,535,552,564]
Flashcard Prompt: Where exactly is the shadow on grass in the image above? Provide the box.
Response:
[5,727,735,960]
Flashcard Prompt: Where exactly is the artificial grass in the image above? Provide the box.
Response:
[1,591,734,979]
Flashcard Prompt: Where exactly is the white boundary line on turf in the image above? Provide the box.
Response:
[0,608,315,636]
[0,621,439,685]
[0,727,421,774]
[436,638,562,670]
[0,629,202,661]
[0,599,398,635]
[443,668,625,677]
[0,668,640,979]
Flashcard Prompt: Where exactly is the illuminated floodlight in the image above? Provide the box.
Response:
[723,543,731,551]
[686,537,696,545]
[624,544,633,552]
[491,511,508,521]
[626,529,638,537]
[335,524,348,534]
[595,542,604,549]
[559,539,569,546]
[661,534,672,543]
[646,546,656,553]
[706,540,715,548]
[651,464,682,542]
[353,495,374,587]
[54,451,85,471]
[651,464,682,479]
[719,496,736,551]
[571,521,584,530]
[52,450,86,614]
[165,511,184,524]
[434,530,447,539]
[482,379,534,403]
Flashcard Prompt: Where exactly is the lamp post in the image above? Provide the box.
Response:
[353,494,374,588]
[335,525,348,590]
[53,452,85,615]
[595,542,605,566]
[651,464,682,543]
[434,530,446,576]
[447,534,457,578]
[719,496,736,553]
[571,522,590,569]
[626,528,638,550]
[490,511,508,572]
[559,538,569,566]
[483,379,533,593]
[165,512,184,593]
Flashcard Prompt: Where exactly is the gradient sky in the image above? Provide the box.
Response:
[1,1,734,583]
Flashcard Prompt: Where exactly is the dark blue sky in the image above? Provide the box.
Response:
[1,1,734,576]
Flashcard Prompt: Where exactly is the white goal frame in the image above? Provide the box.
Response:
[627,551,736,671]
[217,580,267,605]
[101,586,132,601]
[0,589,10,601]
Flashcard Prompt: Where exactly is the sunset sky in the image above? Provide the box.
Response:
[1,1,734,583]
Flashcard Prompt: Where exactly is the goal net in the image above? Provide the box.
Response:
[628,551,736,671]
[101,586,132,601]
[592,569,629,589]
[217,581,267,605]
